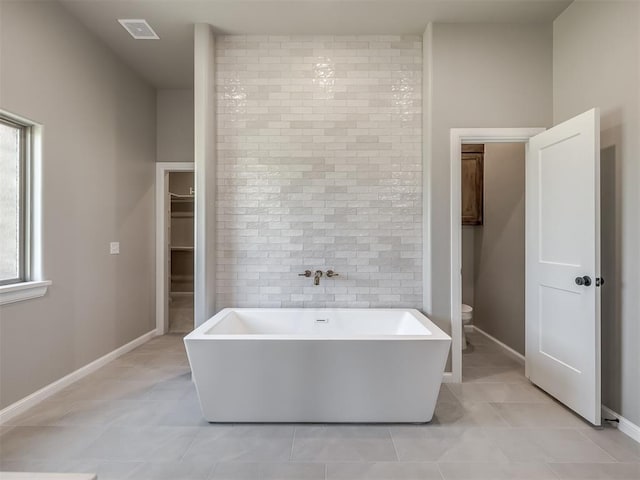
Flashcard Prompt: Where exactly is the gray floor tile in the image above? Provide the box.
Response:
[169,296,194,334]
[581,426,640,461]
[484,427,616,463]
[0,426,104,461]
[182,426,294,464]
[447,382,553,404]
[3,332,636,480]
[292,425,397,462]
[53,400,168,427]
[52,379,158,403]
[211,462,325,480]
[490,402,591,428]
[390,426,508,463]
[462,352,522,368]
[79,426,199,462]
[59,460,142,480]
[438,462,558,479]
[548,462,640,479]
[432,401,510,427]
[2,400,73,426]
[462,366,528,384]
[154,388,210,427]
[126,460,214,480]
[326,462,443,479]
[436,385,460,404]
[141,376,194,402]
[0,460,66,473]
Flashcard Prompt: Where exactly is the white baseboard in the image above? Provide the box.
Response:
[0,330,156,425]
[472,325,525,365]
[602,405,640,444]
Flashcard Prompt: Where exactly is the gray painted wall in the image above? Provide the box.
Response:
[473,143,525,355]
[0,1,156,409]
[553,0,640,425]
[426,23,553,340]
[157,89,194,164]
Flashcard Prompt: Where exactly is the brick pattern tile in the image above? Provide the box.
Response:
[215,35,423,308]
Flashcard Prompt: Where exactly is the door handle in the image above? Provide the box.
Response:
[575,276,592,287]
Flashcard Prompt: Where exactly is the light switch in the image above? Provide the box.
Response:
[110,242,120,255]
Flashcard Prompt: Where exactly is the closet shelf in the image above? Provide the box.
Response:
[171,212,194,218]
[170,192,194,203]
[170,274,194,281]
[170,291,194,297]
[171,246,194,251]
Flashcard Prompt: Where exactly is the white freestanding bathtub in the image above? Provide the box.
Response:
[184,308,451,423]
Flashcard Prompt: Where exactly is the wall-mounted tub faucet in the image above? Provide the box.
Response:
[298,270,339,285]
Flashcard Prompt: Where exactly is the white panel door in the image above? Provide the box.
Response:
[526,108,601,425]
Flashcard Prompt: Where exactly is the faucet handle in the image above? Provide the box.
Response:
[326,270,339,278]
[298,270,312,277]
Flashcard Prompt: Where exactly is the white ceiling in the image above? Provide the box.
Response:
[59,0,572,89]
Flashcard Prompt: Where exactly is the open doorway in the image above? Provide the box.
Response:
[460,143,527,370]
[449,110,602,426]
[168,172,195,333]
[155,162,195,335]
[448,128,544,382]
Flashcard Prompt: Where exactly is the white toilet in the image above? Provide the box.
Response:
[461,304,473,350]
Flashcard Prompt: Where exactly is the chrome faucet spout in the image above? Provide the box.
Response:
[314,270,323,286]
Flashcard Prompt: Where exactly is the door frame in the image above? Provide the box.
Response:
[155,162,195,335]
[449,128,545,383]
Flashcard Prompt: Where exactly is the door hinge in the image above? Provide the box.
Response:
[596,277,605,287]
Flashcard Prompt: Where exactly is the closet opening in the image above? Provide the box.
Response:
[168,172,194,333]
[155,162,195,335]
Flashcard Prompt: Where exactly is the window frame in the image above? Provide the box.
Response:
[0,110,50,305]
[0,114,31,286]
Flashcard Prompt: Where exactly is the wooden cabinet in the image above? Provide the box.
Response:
[461,144,484,225]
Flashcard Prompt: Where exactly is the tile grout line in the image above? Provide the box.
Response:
[177,429,201,463]
[486,401,512,427]
[289,425,297,462]
[208,462,220,480]
[543,461,563,480]
[388,425,401,463]
[575,427,622,463]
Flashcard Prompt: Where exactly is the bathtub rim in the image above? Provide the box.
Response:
[184,307,451,342]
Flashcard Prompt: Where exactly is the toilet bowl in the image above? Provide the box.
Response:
[461,304,473,350]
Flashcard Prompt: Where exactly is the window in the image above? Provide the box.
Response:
[0,115,28,285]
[0,111,49,305]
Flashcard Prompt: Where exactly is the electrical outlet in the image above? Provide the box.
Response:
[110,242,120,255]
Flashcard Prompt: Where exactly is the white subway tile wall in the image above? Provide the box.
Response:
[216,35,422,308]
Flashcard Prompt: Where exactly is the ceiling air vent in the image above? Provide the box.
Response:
[118,19,159,40]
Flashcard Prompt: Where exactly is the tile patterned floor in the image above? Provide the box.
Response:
[1,332,638,479]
